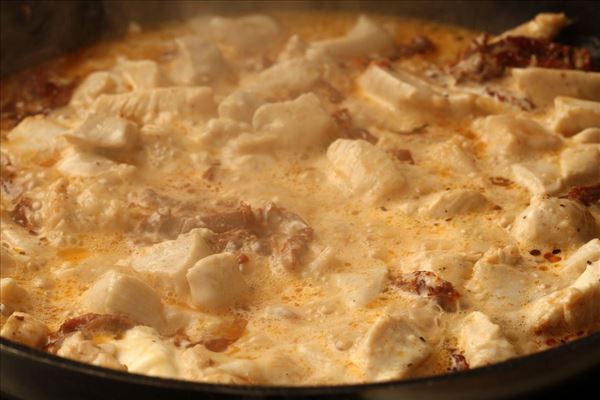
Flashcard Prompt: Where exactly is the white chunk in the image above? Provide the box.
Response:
[277,34,308,61]
[512,68,600,107]
[58,332,125,370]
[186,253,249,311]
[0,312,49,347]
[56,149,134,178]
[168,36,228,85]
[408,189,490,219]
[81,270,166,330]
[118,59,164,90]
[562,239,600,277]
[472,115,562,161]
[560,145,600,186]
[70,71,123,106]
[327,139,406,204]
[7,116,67,160]
[252,93,335,151]
[128,228,213,295]
[115,326,181,378]
[350,312,430,381]
[511,161,562,195]
[572,128,600,144]
[498,13,569,40]
[204,14,281,54]
[65,114,138,150]
[358,64,438,110]
[466,246,529,308]
[196,118,251,147]
[246,57,321,97]
[311,15,394,58]
[331,265,388,308]
[92,87,215,125]
[524,262,600,334]
[0,278,29,314]
[218,91,265,123]
[550,97,600,137]
[510,196,598,250]
[458,311,515,368]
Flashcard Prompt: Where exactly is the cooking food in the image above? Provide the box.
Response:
[1,11,599,385]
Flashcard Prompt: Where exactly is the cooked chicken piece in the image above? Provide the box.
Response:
[81,271,166,330]
[498,13,569,40]
[92,87,215,124]
[512,68,600,107]
[311,15,394,58]
[327,139,406,204]
[458,311,515,368]
[524,261,600,335]
[1,312,49,347]
[186,253,249,311]
[550,97,600,137]
[510,196,598,250]
[167,36,229,86]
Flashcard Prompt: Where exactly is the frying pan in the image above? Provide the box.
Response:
[1,1,599,399]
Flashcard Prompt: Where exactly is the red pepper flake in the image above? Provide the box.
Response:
[237,253,249,264]
[529,249,541,256]
[567,183,600,206]
[545,338,558,346]
[543,253,562,263]
[449,353,470,372]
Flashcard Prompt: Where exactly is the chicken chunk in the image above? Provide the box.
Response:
[498,13,569,40]
[512,68,600,107]
[327,139,406,204]
[330,265,388,309]
[0,278,29,314]
[127,228,214,295]
[510,196,598,250]
[524,261,600,335]
[57,331,125,370]
[311,15,394,58]
[511,161,562,195]
[252,93,336,151]
[560,145,600,186]
[1,312,49,347]
[167,36,229,85]
[458,311,515,368]
[92,87,216,125]
[70,71,124,106]
[471,115,562,161]
[186,253,249,311]
[65,114,138,150]
[218,91,266,123]
[350,312,431,381]
[81,271,166,330]
[118,59,165,90]
[405,189,490,219]
[550,97,600,137]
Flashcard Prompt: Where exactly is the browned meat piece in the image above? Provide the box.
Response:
[452,35,593,83]
[202,202,314,270]
[10,197,35,233]
[391,271,460,311]
[391,35,436,59]
[46,313,135,353]
[449,352,470,372]
[1,67,77,130]
[331,108,377,144]
[389,149,415,164]
[567,183,600,206]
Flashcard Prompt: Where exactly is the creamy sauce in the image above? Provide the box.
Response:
[1,11,599,385]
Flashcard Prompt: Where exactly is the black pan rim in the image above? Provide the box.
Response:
[2,331,599,395]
